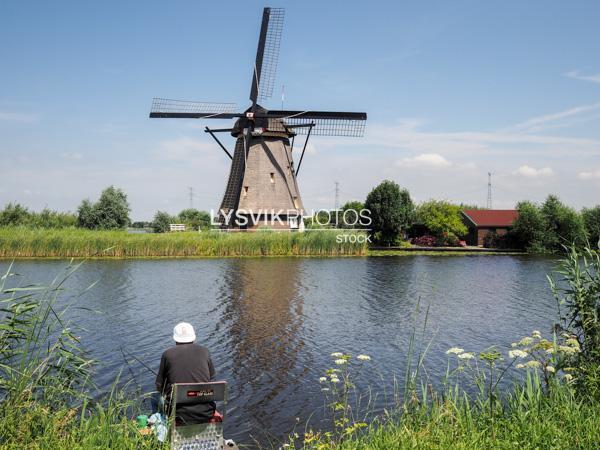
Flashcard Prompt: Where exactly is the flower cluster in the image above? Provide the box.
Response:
[509,330,580,383]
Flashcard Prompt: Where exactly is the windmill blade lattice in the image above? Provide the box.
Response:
[250,8,285,104]
[150,98,238,118]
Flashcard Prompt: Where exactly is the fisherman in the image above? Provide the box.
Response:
[155,322,216,424]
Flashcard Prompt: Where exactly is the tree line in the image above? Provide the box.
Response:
[1,183,598,251]
[340,180,600,252]
[0,186,213,233]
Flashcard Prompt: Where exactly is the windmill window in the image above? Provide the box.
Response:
[293,196,299,209]
[270,173,275,184]
[243,186,249,197]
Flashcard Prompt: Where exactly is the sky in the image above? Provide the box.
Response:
[1,0,599,220]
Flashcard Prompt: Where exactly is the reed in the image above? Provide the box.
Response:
[0,227,367,258]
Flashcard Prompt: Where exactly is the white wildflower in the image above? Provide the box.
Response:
[566,338,580,348]
[518,337,534,346]
[558,345,578,355]
[546,348,554,354]
[516,363,525,369]
[446,347,464,355]
[511,342,518,348]
[321,388,330,392]
[508,349,528,359]
[458,352,475,360]
[357,354,371,361]
[319,377,327,383]
[524,361,541,369]
[532,330,541,339]
[330,377,340,383]
[564,374,573,382]
[335,359,347,365]
[546,365,556,373]
[331,352,344,358]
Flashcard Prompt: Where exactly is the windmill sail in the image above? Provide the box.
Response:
[149,98,239,119]
[250,7,285,105]
[264,110,367,137]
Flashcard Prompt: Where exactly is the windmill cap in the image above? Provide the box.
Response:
[173,322,196,343]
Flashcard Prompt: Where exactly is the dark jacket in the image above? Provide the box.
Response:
[155,343,216,424]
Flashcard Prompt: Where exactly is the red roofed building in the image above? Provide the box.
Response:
[461,210,519,246]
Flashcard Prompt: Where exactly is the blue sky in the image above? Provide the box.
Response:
[1,0,599,219]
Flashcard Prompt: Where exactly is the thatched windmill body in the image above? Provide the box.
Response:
[150,7,367,229]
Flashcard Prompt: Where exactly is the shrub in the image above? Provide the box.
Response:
[365,181,414,246]
[582,206,600,246]
[178,208,211,230]
[152,211,175,233]
[549,244,600,398]
[0,203,30,226]
[415,200,468,238]
[77,186,130,230]
[412,235,437,247]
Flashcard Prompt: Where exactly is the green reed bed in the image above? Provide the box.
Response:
[0,227,367,258]
[0,262,165,449]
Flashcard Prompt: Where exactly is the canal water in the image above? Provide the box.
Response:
[1,255,559,445]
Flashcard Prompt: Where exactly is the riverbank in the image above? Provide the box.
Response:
[0,227,367,257]
[2,248,598,449]
[0,227,530,259]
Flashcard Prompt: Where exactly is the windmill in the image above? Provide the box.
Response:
[150,7,367,229]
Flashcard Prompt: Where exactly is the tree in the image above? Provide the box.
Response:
[541,195,585,250]
[0,203,30,226]
[77,186,130,230]
[511,201,549,251]
[415,200,467,242]
[582,206,600,247]
[364,180,414,245]
[77,199,97,229]
[178,209,211,230]
[152,211,175,233]
[340,200,364,229]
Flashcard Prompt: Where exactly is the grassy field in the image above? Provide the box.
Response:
[0,227,367,257]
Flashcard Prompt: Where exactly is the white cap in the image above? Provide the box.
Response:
[173,322,196,343]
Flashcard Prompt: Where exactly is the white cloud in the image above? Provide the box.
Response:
[508,102,600,133]
[0,111,37,122]
[565,70,600,84]
[513,165,554,178]
[153,137,215,161]
[397,153,451,168]
[578,170,600,180]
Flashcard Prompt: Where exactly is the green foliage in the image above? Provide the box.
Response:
[152,211,175,233]
[549,244,600,398]
[0,264,166,449]
[541,195,586,250]
[177,208,211,231]
[582,205,600,246]
[0,203,76,228]
[512,200,548,251]
[416,200,468,239]
[77,186,130,230]
[513,196,587,252]
[0,227,367,257]
[0,202,30,226]
[340,201,365,229]
[364,180,414,245]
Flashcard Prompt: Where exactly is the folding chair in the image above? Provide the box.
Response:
[170,381,229,450]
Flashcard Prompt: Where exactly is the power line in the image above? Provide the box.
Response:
[487,172,492,209]
[188,187,194,209]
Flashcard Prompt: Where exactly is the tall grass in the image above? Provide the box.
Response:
[0,227,367,258]
[0,262,164,449]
